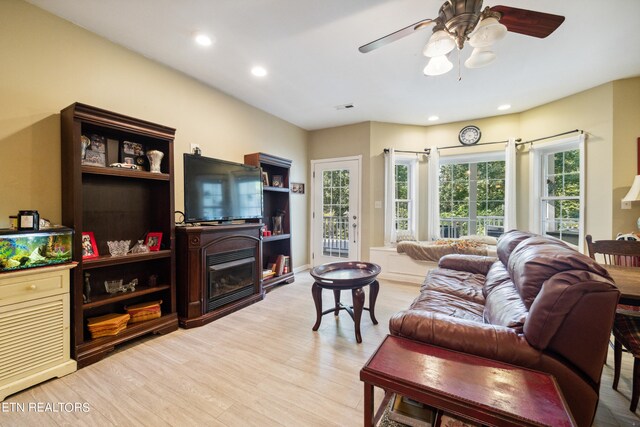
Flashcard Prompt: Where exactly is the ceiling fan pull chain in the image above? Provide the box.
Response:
[457,48,462,81]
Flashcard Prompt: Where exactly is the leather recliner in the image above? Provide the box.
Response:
[389,230,620,427]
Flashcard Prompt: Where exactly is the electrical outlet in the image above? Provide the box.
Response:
[190,143,200,154]
[622,200,632,210]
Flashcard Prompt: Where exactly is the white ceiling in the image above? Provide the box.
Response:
[28,0,640,131]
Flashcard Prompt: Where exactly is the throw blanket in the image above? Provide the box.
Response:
[397,239,490,262]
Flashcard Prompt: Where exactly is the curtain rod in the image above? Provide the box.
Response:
[436,139,516,151]
[516,129,583,146]
[383,148,431,155]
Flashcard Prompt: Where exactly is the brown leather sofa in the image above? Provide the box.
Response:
[389,230,620,427]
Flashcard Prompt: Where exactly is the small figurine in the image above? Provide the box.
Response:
[124,278,138,292]
[83,272,91,303]
[148,274,158,287]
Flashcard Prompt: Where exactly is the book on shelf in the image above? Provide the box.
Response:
[388,393,435,427]
[262,269,275,279]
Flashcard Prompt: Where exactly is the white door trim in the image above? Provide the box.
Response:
[310,155,362,266]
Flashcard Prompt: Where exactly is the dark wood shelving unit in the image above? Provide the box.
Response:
[82,250,172,269]
[83,285,171,310]
[244,153,295,291]
[61,102,178,368]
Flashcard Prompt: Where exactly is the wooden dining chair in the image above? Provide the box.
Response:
[586,234,640,411]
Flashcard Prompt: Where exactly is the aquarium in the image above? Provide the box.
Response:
[0,227,73,272]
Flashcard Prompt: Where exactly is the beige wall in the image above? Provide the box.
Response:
[0,0,309,267]
[612,78,640,234]
[310,79,639,258]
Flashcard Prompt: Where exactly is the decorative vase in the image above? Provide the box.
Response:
[147,149,164,173]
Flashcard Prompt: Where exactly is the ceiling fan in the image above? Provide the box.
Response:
[359,0,565,76]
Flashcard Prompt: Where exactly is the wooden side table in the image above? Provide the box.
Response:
[360,335,576,427]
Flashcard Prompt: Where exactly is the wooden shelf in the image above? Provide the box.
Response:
[262,271,294,290]
[82,250,171,269]
[263,234,291,242]
[76,313,178,368]
[82,165,170,181]
[263,186,289,193]
[83,285,170,310]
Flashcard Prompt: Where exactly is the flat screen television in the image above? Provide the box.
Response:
[183,154,263,223]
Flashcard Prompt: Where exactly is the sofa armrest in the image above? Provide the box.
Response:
[389,309,541,366]
[438,254,498,276]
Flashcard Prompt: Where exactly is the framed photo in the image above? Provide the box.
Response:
[81,232,99,259]
[272,175,284,188]
[291,182,305,194]
[82,149,106,167]
[120,141,145,167]
[90,134,106,153]
[145,232,163,251]
[262,171,269,187]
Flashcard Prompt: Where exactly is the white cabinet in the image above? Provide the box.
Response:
[0,263,77,401]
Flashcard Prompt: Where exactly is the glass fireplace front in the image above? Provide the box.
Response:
[207,248,256,312]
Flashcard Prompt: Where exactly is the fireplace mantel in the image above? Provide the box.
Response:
[176,224,264,328]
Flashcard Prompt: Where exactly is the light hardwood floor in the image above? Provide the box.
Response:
[2,271,638,426]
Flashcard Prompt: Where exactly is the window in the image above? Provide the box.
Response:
[439,153,505,238]
[530,136,585,249]
[394,160,416,234]
[384,154,418,244]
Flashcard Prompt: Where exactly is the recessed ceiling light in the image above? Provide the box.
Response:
[427,115,439,121]
[497,104,511,111]
[251,66,268,77]
[194,33,213,47]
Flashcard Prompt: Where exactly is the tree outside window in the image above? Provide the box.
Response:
[439,159,505,237]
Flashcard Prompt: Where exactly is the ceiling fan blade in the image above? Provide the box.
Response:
[358,18,435,53]
[490,5,565,38]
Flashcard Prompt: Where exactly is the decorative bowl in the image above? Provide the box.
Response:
[107,240,130,257]
[104,279,124,294]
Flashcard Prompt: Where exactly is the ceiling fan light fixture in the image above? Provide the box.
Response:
[424,55,453,76]
[469,17,507,48]
[423,29,456,57]
[464,47,496,69]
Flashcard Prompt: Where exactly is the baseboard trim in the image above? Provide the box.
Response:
[294,264,310,274]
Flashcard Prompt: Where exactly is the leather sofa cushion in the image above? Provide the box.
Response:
[496,230,536,266]
[483,261,527,331]
[408,269,485,322]
[508,236,610,309]
[420,268,485,305]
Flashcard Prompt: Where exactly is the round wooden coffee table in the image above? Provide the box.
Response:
[310,262,381,343]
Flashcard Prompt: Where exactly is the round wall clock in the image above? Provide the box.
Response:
[458,125,481,146]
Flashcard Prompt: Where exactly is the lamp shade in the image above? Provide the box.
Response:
[423,30,456,57]
[423,55,453,76]
[469,16,507,48]
[622,175,640,202]
[464,47,496,69]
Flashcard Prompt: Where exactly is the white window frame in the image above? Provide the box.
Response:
[385,154,418,244]
[529,135,585,252]
[438,150,506,237]
[393,156,418,238]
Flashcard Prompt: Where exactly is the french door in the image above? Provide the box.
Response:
[311,157,361,266]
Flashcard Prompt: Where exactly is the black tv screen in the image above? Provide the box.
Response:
[183,154,262,223]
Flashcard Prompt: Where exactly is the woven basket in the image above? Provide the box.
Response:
[125,300,162,323]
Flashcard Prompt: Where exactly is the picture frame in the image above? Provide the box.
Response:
[120,141,145,168]
[272,175,284,188]
[262,171,269,187]
[90,134,106,153]
[144,232,163,251]
[82,149,106,167]
[291,182,305,194]
[81,232,99,259]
